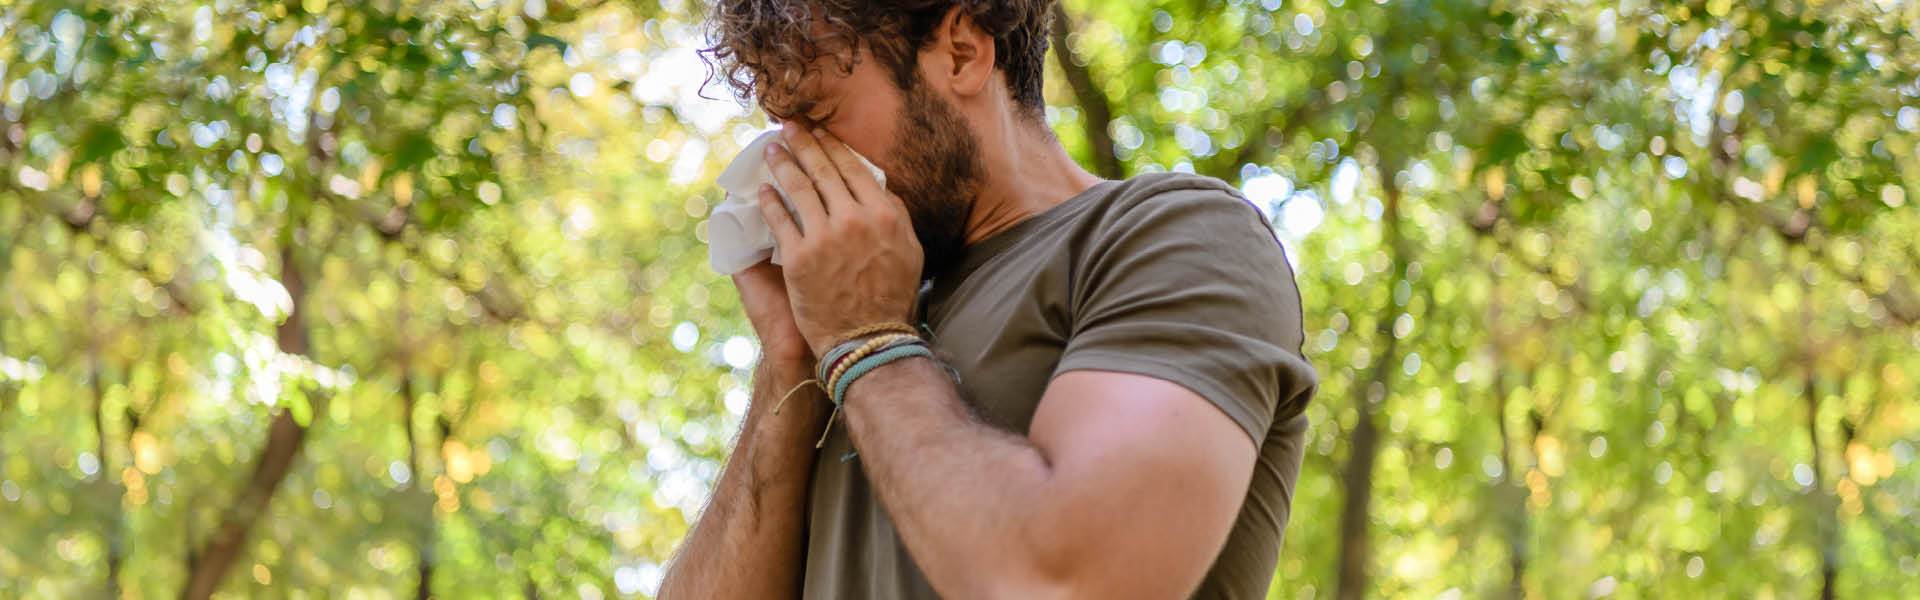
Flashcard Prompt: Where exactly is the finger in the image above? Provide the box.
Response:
[755,184,804,248]
[811,128,886,203]
[781,127,858,213]
[765,142,830,230]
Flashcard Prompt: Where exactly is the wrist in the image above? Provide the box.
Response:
[752,358,819,407]
[758,355,816,379]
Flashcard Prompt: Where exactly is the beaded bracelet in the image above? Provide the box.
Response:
[831,343,933,405]
[821,322,919,354]
[825,333,915,394]
[815,333,892,385]
[832,336,923,394]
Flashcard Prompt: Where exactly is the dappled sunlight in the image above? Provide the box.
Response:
[2,0,1918,598]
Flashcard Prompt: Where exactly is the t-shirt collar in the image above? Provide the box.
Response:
[941,179,1120,284]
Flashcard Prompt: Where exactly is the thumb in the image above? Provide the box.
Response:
[732,261,791,321]
[733,260,785,291]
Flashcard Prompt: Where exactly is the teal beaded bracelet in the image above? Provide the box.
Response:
[817,334,923,386]
[831,343,933,405]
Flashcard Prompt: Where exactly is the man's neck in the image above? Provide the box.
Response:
[963,116,1106,245]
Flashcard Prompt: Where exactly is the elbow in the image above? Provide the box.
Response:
[968,567,1073,600]
[983,568,1118,600]
[930,522,1082,600]
[977,527,1100,600]
[984,521,1202,600]
[989,564,1199,600]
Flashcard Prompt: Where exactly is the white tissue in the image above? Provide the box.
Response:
[707,130,887,274]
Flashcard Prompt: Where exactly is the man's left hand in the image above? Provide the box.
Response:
[755,127,924,356]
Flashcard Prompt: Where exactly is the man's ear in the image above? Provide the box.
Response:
[922,7,996,99]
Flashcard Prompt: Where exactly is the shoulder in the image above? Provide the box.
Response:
[1082,172,1280,254]
[1098,171,1261,220]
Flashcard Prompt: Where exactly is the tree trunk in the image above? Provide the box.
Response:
[1335,161,1408,600]
[1797,264,1837,600]
[0,213,14,426]
[1489,300,1525,600]
[403,363,436,600]
[1049,3,1123,180]
[92,332,124,598]
[179,214,317,600]
[1805,373,1837,600]
[1335,383,1381,600]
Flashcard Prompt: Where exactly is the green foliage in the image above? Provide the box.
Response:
[2,0,1917,598]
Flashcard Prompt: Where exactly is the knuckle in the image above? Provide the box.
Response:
[794,190,820,208]
[772,162,802,182]
[804,156,835,178]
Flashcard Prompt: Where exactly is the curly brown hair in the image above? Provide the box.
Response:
[701,0,1055,121]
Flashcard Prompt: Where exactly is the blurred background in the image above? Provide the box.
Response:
[1,0,1917,597]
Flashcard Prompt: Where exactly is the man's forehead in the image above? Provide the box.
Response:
[759,76,853,122]
[756,33,861,117]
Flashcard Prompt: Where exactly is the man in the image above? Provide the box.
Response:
[661,1,1316,597]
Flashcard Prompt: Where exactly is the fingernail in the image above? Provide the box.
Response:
[811,128,824,138]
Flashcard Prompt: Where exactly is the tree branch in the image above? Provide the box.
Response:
[27,196,197,315]
[318,193,531,324]
[1713,196,1919,326]
[1702,115,1919,326]
[1216,96,1323,181]
[1461,201,1593,313]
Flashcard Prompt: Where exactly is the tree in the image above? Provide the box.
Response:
[3,0,1916,597]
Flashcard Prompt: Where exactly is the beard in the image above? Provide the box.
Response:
[884,79,987,280]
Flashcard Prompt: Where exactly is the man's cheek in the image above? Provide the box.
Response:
[833,114,896,162]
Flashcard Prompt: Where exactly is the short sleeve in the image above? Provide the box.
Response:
[1054,179,1318,442]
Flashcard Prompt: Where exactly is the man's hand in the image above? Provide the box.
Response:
[732,261,811,368]
[662,262,831,599]
[756,127,923,355]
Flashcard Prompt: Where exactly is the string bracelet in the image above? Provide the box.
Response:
[770,378,821,415]
[822,321,918,353]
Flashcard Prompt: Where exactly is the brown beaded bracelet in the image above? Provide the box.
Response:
[822,321,919,353]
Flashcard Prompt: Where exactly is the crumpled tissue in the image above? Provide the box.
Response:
[707,130,888,274]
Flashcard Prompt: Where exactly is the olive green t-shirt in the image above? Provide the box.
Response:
[802,172,1318,598]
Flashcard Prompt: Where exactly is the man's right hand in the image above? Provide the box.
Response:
[732,260,813,370]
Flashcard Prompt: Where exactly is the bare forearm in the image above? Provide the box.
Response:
[661,360,827,598]
[840,358,1063,597]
